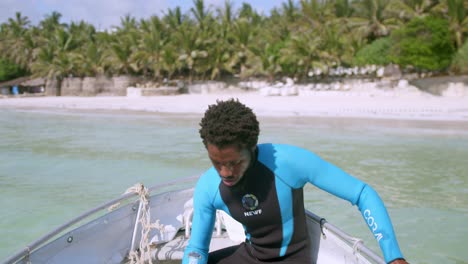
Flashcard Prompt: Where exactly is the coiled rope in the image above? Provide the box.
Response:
[125,183,164,264]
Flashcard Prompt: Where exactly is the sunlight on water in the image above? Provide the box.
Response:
[1,110,467,263]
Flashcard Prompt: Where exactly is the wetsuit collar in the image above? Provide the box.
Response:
[231,146,258,191]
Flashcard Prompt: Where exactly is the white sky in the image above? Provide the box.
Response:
[0,0,290,30]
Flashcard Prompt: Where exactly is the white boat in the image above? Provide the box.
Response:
[3,176,385,264]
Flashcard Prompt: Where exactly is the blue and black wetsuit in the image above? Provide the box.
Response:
[182,143,404,264]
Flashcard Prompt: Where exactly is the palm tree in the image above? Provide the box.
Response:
[280,0,347,78]
[297,0,334,30]
[320,1,365,66]
[68,21,102,77]
[349,0,399,42]
[334,0,355,18]
[163,7,186,31]
[229,17,260,79]
[31,28,79,95]
[4,12,31,36]
[0,12,36,70]
[202,0,238,80]
[238,3,258,21]
[188,0,225,80]
[115,14,138,34]
[446,0,467,49]
[198,22,232,81]
[39,11,68,37]
[105,15,139,75]
[190,0,212,31]
[160,45,180,80]
[252,26,284,80]
[159,7,188,80]
[5,12,30,34]
[75,31,110,77]
[216,0,236,26]
[171,20,200,83]
[105,35,137,75]
[220,3,264,79]
[280,29,322,79]
[386,0,440,22]
[133,16,170,81]
[281,0,300,23]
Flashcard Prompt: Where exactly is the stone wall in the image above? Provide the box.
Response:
[126,86,181,97]
[187,81,227,94]
[45,78,58,96]
[43,74,468,98]
[110,76,138,96]
[142,87,180,96]
[94,75,113,95]
[46,75,140,96]
[61,77,83,96]
[82,77,99,96]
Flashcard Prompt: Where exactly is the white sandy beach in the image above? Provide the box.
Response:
[1,92,468,121]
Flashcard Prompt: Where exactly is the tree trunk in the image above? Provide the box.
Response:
[56,77,62,96]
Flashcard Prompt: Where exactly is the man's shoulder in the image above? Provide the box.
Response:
[257,143,313,172]
[196,167,221,192]
[257,143,321,188]
[258,143,312,158]
[193,168,222,206]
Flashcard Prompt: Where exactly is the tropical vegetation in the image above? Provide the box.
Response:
[0,0,467,85]
[0,58,26,82]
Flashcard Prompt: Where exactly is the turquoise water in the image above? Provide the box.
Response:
[1,109,467,263]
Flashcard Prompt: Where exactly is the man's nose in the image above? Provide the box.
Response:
[219,165,233,177]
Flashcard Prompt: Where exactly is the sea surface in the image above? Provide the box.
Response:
[0,108,467,264]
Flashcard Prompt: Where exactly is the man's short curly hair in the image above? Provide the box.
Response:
[199,99,259,150]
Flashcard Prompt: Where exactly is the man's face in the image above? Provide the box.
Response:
[207,144,251,187]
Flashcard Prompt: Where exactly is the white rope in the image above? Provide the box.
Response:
[107,202,120,212]
[125,183,164,264]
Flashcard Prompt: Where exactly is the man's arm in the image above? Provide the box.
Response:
[308,159,407,263]
[267,144,408,263]
[182,176,217,264]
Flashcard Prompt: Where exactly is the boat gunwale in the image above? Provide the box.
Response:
[306,210,385,264]
[3,175,200,264]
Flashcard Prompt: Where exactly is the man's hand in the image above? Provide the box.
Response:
[390,259,409,264]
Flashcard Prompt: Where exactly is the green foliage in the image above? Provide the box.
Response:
[0,57,26,81]
[451,40,468,74]
[390,16,455,71]
[0,1,466,82]
[353,37,393,66]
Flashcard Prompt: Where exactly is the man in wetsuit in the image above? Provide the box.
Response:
[182,99,408,264]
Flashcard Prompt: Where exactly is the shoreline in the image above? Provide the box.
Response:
[1,92,468,122]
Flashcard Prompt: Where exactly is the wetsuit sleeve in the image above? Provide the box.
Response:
[182,173,217,264]
[271,144,405,263]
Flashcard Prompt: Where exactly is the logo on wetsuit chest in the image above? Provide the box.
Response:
[242,194,262,217]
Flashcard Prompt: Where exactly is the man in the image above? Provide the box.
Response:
[182,99,408,264]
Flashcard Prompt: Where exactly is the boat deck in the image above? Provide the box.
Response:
[154,230,239,263]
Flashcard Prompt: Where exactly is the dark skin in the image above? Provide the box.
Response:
[207,144,252,187]
[207,143,409,264]
[390,259,409,264]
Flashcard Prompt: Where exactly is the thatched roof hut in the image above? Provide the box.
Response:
[0,77,46,95]
[21,78,46,86]
[0,76,46,87]
[0,76,31,87]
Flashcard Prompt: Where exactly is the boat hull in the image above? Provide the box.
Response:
[4,184,384,264]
